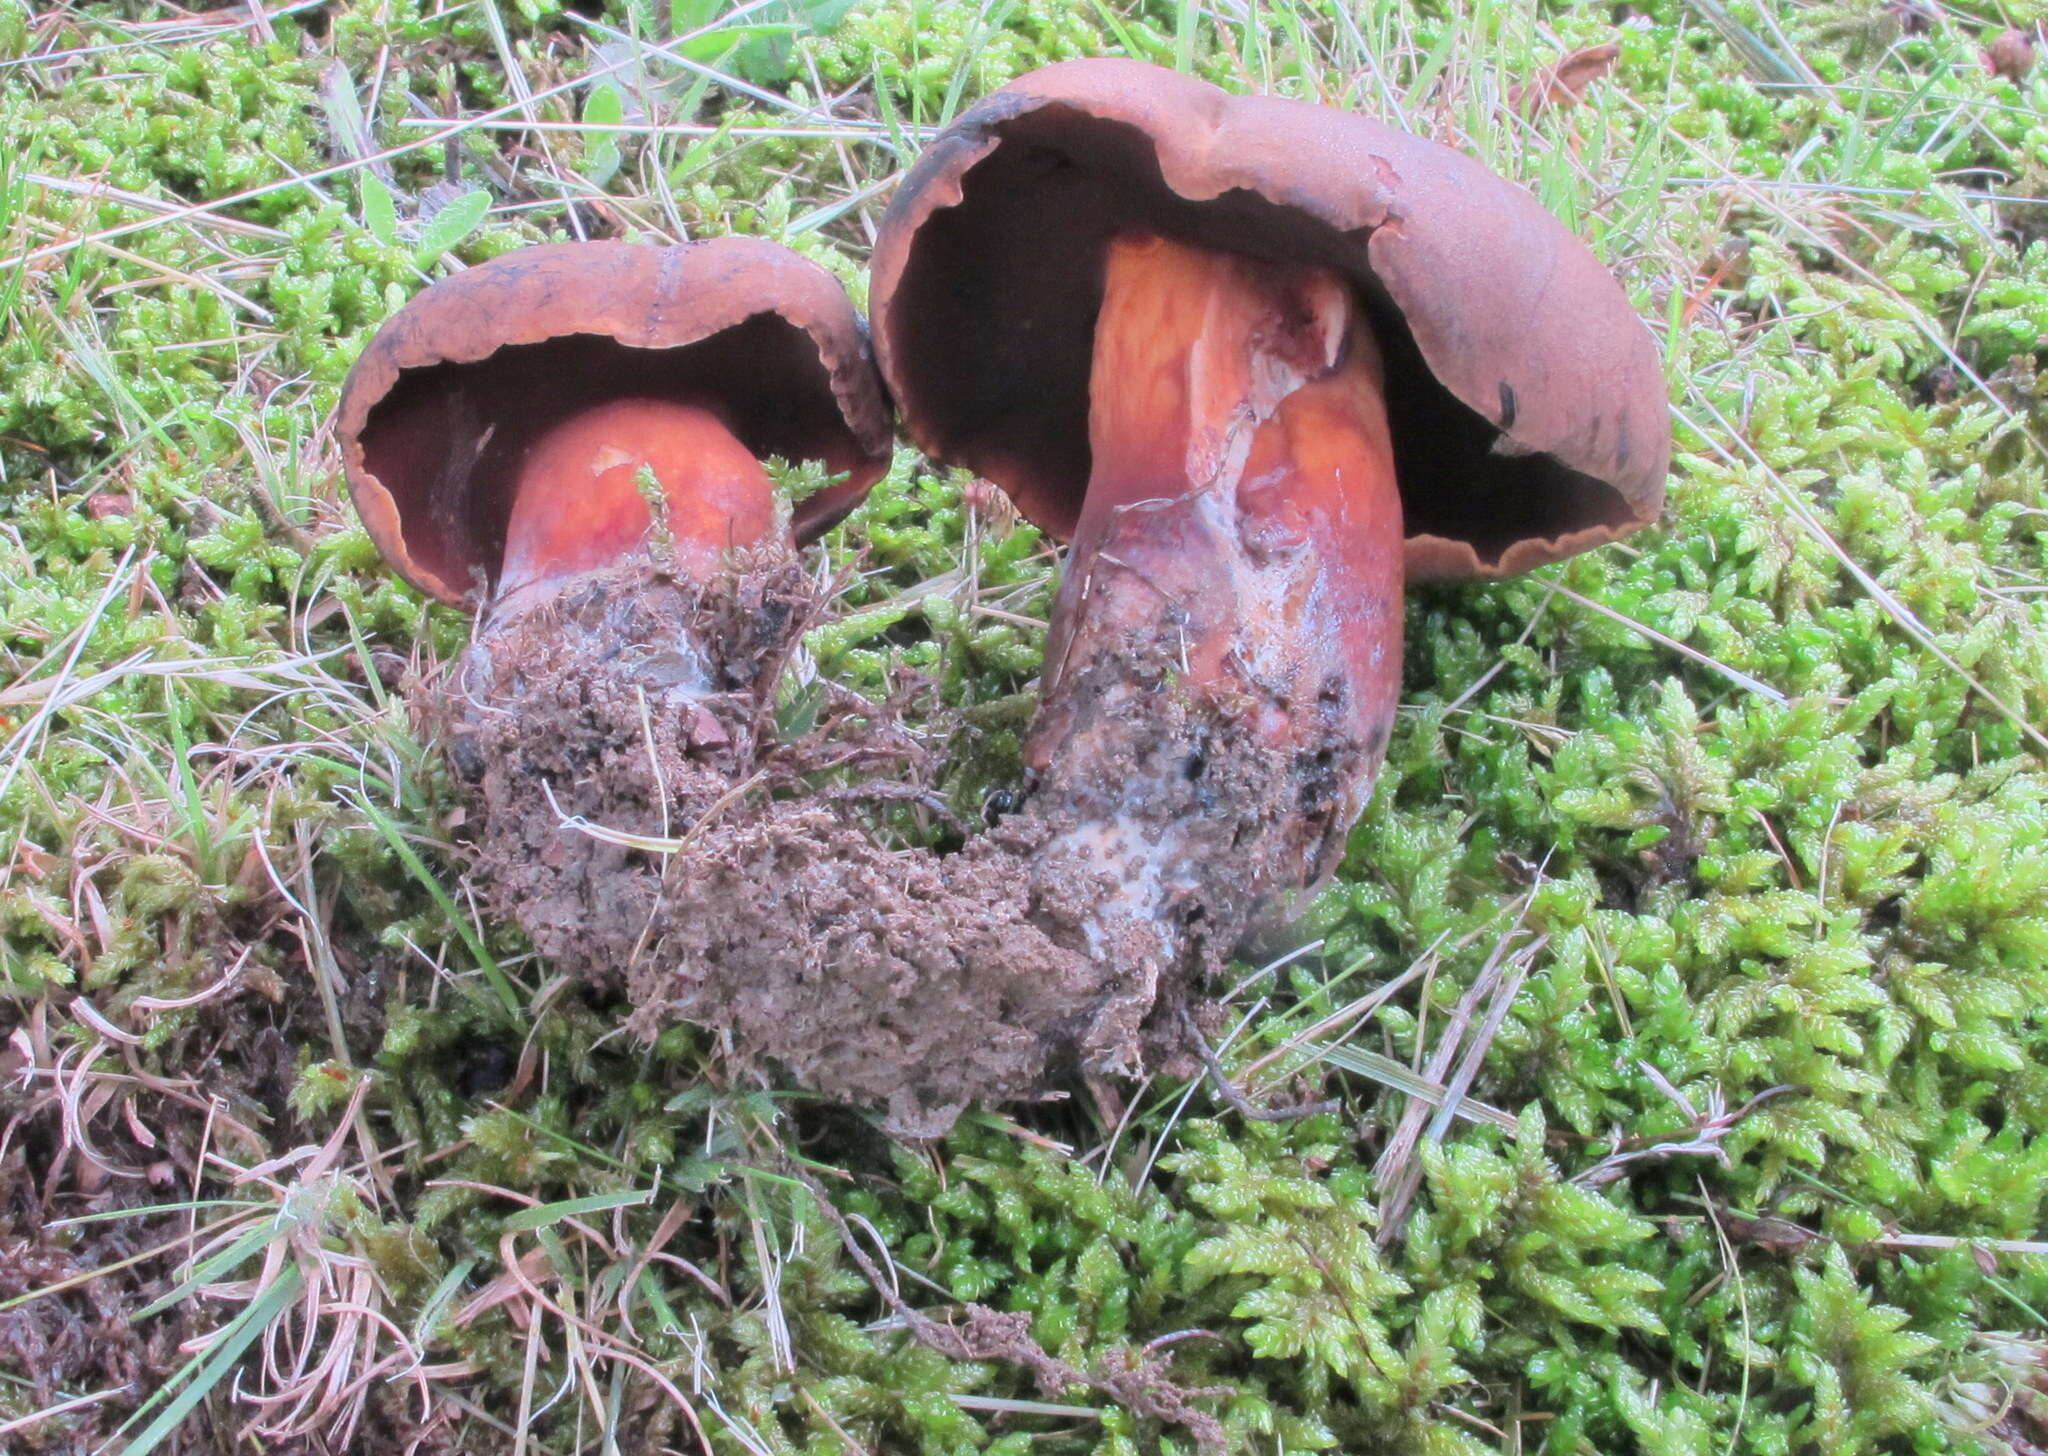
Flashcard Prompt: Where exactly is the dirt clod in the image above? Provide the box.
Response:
[448,542,1360,1132]
[449,555,1168,1134]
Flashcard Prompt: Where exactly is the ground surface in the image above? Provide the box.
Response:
[4,0,2048,1452]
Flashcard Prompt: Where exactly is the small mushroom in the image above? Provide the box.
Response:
[338,237,892,618]
[871,61,1669,1001]
[333,239,912,1099]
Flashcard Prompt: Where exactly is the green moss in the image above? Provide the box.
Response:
[6,0,2048,1450]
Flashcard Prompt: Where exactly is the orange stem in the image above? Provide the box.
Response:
[1028,233,1404,904]
[498,397,778,609]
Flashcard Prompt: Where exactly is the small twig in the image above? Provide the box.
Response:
[1374,915,1544,1242]
[1239,938,1437,1086]
[1683,1190,2048,1265]
[1376,936,1546,1238]
[1574,1076,1805,1188]
[1549,583,1786,704]
[1677,1195,1822,1256]
[1180,1009,1339,1123]
[244,480,315,555]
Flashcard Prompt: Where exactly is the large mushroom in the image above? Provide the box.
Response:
[870,60,1670,1039]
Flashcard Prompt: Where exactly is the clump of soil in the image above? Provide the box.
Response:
[447,554,1129,1133]
[1020,616,1372,1044]
[1024,626,1359,958]
[446,546,1359,1132]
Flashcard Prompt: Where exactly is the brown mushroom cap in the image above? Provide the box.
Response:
[339,237,894,607]
[869,59,1670,580]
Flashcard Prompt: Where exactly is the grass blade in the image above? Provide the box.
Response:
[112,1264,306,1456]
[354,793,522,1017]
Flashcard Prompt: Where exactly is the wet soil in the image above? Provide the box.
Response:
[450,548,1369,1133]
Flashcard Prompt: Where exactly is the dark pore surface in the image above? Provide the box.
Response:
[880,105,1642,566]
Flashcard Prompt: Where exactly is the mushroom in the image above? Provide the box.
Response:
[333,237,905,1063]
[338,236,892,620]
[870,60,1669,1014]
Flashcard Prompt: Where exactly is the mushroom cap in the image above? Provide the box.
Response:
[339,237,894,607]
[869,59,1670,581]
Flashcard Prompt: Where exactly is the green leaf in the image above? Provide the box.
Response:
[413,189,490,269]
[501,1188,654,1231]
[360,172,399,246]
[670,0,721,33]
[581,82,624,188]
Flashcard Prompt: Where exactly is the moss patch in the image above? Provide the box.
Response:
[2,0,2048,1451]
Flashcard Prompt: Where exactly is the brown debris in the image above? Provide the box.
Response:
[1510,44,1622,115]
[1987,27,2038,82]
[0,1025,360,1445]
